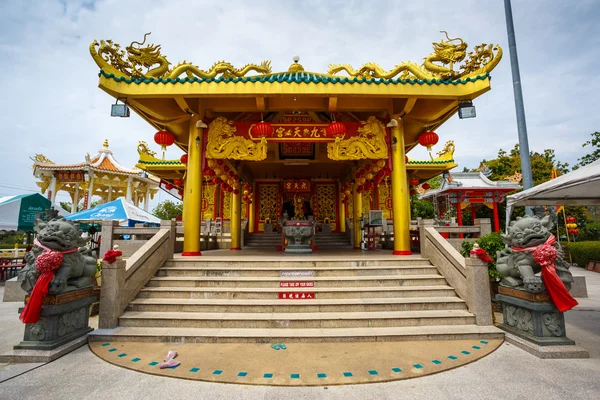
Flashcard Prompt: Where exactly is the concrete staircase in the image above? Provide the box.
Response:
[244,232,350,249]
[92,257,502,343]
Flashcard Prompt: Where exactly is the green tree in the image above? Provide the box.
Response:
[576,131,600,168]
[153,200,183,220]
[411,197,435,219]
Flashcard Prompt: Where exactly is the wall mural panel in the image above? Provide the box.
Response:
[202,183,216,220]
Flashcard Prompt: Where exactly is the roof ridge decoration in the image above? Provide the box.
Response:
[328,31,502,81]
[90,32,272,80]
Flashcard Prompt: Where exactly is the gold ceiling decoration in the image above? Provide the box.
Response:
[206,117,268,161]
[327,116,388,160]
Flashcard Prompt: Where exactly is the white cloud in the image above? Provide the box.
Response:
[0,0,598,206]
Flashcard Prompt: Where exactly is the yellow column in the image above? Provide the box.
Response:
[230,181,242,250]
[182,116,203,256]
[389,119,411,255]
[339,186,346,233]
[248,182,255,233]
[353,183,363,249]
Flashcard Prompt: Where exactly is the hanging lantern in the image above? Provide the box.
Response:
[244,183,250,191]
[365,172,374,180]
[410,189,417,196]
[165,183,174,190]
[364,164,372,172]
[252,121,273,138]
[422,183,431,190]
[216,159,223,166]
[224,165,230,173]
[233,189,240,195]
[409,178,419,186]
[358,177,366,185]
[174,179,184,186]
[212,177,219,185]
[344,190,351,196]
[180,154,188,164]
[214,177,223,184]
[228,170,235,178]
[376,159,386,168]
[177,189,184,196]
[566,217,576,223]
[372,165,381,173]
[418,131,439,151]
[154,130,175,151]
[207,159,216,168]
[405,156,409,164]
[220,174,228,181]
[326,121,346,138]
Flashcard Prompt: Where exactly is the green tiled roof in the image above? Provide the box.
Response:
[100,70,490,86]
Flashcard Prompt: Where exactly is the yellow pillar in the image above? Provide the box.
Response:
[339,186,346,233]
[182,116,203,256]
[230,181,242,250]
[353,183,363,249]
[248,182,255,233]
[389,119,411,255]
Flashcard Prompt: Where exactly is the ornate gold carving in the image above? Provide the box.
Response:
[378,184,392,220]
[435,141,456,161]
[222,190,231,220]
[33,154,54,165]
[259,185,279,222]
[316,185,336,223]
[327,116,388,160]
[328,32,501,81]
[206,117,268,161]
[362,191,372,215]
[90,33,272,80]
[202,184,216,220]
[137,141,157,157]
[505,172,523,183]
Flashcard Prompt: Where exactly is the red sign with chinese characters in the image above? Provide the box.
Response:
[278,292,315,299]
[280,281,314,288]
[283,179,311,193]
[55,171,84,183]
[234,122,372,142]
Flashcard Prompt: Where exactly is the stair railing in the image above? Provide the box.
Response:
[98,219,176,329]
[418,219,493,326]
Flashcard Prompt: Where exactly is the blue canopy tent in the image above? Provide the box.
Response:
[65,198,160,227]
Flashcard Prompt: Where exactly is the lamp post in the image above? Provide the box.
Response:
[504,0,534,214]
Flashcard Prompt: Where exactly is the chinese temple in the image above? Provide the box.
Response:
[90,32,502,256]
[33,140,159,212]
[420,171,521,231]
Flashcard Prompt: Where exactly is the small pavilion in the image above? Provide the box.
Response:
[32,140,159,212]
[420,171,521,232]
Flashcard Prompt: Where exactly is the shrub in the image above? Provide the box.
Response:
[580,222,600,242]
[563,241,600,268]
[461,232,505,281]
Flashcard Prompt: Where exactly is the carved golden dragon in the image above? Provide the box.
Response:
[327,116,388,160]
[90,33,272,80]
[206,117,268,161]
[328,32,502,81]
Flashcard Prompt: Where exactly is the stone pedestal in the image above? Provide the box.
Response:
[321,224,331,234]
[264,223,273,233]
[496,287,573,346]
[283,221,314,254]
[15,287,97,351]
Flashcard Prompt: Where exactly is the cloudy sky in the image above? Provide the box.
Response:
[1,0,598,209]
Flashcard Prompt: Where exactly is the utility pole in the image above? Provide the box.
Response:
[504,0,534,214]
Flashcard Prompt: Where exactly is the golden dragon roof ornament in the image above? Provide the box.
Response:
[90,32,272,80]
[328,32,502,81]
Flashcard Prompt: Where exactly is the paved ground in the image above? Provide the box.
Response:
[1,268,599,400]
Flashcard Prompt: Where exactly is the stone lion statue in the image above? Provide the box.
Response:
[496,214,574,293]
[18,218,98,295]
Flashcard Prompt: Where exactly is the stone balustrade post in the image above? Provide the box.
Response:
[99,220,119,260]
[475,218,492,237]
[466,253,493,325]
[98,259,126,329]
[161,219,177,258]
[418,219,435,256]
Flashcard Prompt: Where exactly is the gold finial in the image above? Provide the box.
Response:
[288,56,304,73]
[103,139,109,148]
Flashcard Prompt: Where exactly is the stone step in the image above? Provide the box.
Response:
[137,285,457,299]
[118,310,476,329]
[89,325,504,343]
[146,275,447,288]
[163,258,433,268]
[157,265,440,277]
[127,297,468,313]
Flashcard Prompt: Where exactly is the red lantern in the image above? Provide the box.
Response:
[405,155,409,164]
[216,160,223,166]
[326,121,346,138]
[252,121,273,138]
[233,189,240,195]
[174,179,184,186]
[364,164,372,172]
[180,154,188,164]
[165,183,174,190]
[154,130,175,151]
[418,131,439,151]
[224,165,230,173]
[244,183,250,191]
[177,189,184,196]
[574,229,579,235]
[422,183,431,190]
[212,177,219,184]
[409,178,419,186]
[410,189,417,196]
[566,217,576,223]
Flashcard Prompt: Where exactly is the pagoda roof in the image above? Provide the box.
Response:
[33,140,144,177]
[421,172,521,199]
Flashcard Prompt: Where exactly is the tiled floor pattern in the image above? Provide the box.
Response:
[90,339,501,386]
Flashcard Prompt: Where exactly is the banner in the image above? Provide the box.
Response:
[55,171,84,183]
[283,179,311,193]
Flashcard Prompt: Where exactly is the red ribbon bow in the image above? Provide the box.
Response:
[102,249,123,264]
[512,234,578,312]
[470,247,494,264]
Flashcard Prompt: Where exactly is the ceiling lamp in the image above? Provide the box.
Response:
[458,101,476,119]
[418,131,439,151]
